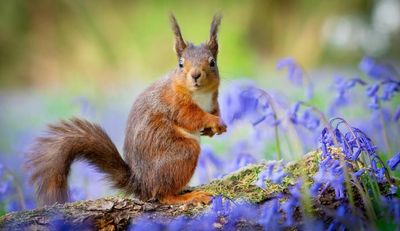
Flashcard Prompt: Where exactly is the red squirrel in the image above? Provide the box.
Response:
[26,14,227,206]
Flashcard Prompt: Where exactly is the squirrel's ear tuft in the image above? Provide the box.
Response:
[170,13,186,57]
[207,13,222,58]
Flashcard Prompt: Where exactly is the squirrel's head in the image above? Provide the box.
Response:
[170,14,222,93]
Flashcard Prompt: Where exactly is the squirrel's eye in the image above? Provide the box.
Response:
[178,58,184,68]
[209,58,216,67]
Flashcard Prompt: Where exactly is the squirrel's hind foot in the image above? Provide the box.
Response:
[160,191,212,205]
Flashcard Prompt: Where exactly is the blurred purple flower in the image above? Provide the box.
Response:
[255,163,274,189]
[387,153,400,171]
[366,83,380,97]
[256,162,287,189]
[288,102,320,131]
[200,147,223,169]
[353,168,365,178]
[302,217,325,231]
[227,142,258,172]
[129,218,164,231]
[300,108,320,130]
[259,198,280,230]
[365,80,399,110]
[0,181,10,195]
[276,57,304,86]
[359,56,399,80]
[167,216,188,231]
[211,195,231,216]
[282,182,302,226]
[312,146,346,199]
[329,77,366,115]
[394,106,400,122]
[197,147,224,183]
[369,96,380,110]
[270,166,287,184]
[381,196,400,225]
[69,187,87,202]
[73,96,96,119]
[190,213,219,230]
[381,80,400,101]
[288,102,301,124]
[228,202,257,222]
[389,185,398,195]
[48,213,93,231]
[306,82,314,100]
[220,82,276,126]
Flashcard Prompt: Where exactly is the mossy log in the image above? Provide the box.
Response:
[0,149,359,230]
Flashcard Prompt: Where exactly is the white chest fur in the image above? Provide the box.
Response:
[192,92,213,112]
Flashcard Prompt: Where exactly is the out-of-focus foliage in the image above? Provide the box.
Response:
[1,0,399,88]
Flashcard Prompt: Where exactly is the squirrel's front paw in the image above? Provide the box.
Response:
[200,127,215,137]
[208,117,227,135]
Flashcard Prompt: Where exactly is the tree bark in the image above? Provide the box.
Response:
[0,196,210,230]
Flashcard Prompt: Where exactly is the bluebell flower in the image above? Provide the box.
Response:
[312,149,346,199]
[49,214,93,231]
[281,198,298,226]
[220,82,276,127]
[233,152,257,171]
[381,196,400,225]
[389,185,398,195]
[200,146,223,169]
[374,167,386,183]
[228,202,257,222]
[300,107,320,130]
[387,152,400,171]
[302,217,325,231]
[69,187,87,202]
[333,77,366,105]
[255,164,274,190]
[366,83,380,97]
[129,217,164,231]
[255,162,287,189]
[282,182,302,226]
[288,102,301,124]
[269,165,287,184]
[359,56,397,80]
[187,213,218,231]
[167,216,188,231]
[394,106,400,122]
[259,198,280,230]
[276,57,304,86]
[381,80,400,101]
[310,182,323,197]
[211,195,231,216]
[353,168,365,178]
[368,95,380,110]
[288,102,321,131]
[306,82,314,100]
[73,96,96,119]
[0,181,10,200]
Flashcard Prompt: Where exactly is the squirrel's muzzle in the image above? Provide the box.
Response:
[191,71,201,81]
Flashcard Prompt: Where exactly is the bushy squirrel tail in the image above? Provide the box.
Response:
[26,118,132,206]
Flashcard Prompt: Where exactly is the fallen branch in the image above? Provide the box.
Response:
[0,149,370,230]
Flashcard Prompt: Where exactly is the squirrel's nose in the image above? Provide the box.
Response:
[191,72,201,81]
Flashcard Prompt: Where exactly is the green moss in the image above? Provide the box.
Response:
[200,149,322,203]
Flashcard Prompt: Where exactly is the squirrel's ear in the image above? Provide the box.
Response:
[170,14,186,57]
[207,13,222,58]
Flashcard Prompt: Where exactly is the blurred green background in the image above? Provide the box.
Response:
[1,0,399,91]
